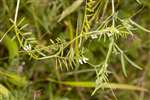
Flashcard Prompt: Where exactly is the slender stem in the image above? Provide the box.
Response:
[0,0,20,42]
[112,0,115,27]
[130,19,150,33]
[14,0,20,24]
[105,38,114,64]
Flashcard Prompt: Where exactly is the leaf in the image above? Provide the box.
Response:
[47,78,148,92]
[0,31,18,62]
[136,0,141,4]
[0,84,10,98]
[0,71,28,87]
[58,0,83,22]
[121,53,127,77]
[130,19,150,33]
[124,55,142,70]
[7,73,28,87]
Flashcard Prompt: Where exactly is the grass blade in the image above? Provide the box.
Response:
[124,55,142,70]
[47,78,148,92]
[58,0,83,22]
[121,53,127,77]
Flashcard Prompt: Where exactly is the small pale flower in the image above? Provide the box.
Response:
[104,63,108,67]
[79,59,83,64]
[23,44,31,51]
[116,29,119,34]
[91,34,98,39]
[83,57,88,63]
[79,57,89,64]
[107,32,113,37]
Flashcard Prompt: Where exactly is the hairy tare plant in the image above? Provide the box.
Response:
[1,0,150,96]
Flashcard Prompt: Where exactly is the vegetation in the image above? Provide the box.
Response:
[0,0,150,99]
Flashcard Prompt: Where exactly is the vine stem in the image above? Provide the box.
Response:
[0,0,20,42]
[105,38,114,64]
[112,0,115,27]
[14,0,20,24]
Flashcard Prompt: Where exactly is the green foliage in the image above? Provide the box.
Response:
[0,32,18,63]
[48,78,147,91]
[0,0,150,99]
[0,84,10,99]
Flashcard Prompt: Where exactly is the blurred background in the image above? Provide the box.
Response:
[0,0,150,100]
